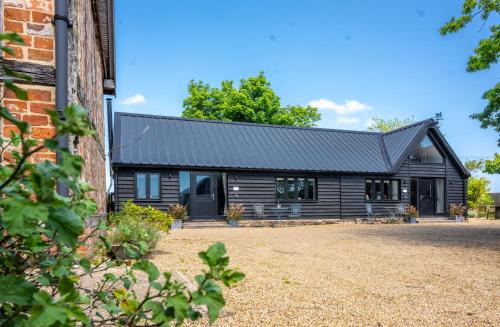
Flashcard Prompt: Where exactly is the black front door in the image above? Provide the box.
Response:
[190,172,216,219]
[418,179,435,216]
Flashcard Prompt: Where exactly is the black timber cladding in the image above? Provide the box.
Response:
[113,112,468,177]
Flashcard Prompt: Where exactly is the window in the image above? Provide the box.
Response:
[179,171,191,211]
[276,177,316,201]
[410,135,444,164]
[135,173,161,200]
[365,180,373,200]
[365,178,400,201]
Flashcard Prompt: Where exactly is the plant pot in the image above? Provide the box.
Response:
[111,245,133,260]
[455,215,464,223]
[408,216,417,224]
[229,220,239,228]
[171,219,183,230]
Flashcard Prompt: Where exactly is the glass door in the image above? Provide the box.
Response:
[435,178,445,214]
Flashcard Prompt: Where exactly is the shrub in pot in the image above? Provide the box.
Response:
[405,205,419,224]
[168,203,188,229]
[449,203,467,222]
[225,204,244,227]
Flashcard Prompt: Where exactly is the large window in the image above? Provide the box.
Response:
[135,173,161,200]
[365,179,400,201]
[410,135,444,164]
[276,177,316,201]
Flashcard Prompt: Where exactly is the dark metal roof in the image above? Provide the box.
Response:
[112,113,467,176]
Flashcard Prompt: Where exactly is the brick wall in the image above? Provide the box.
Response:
[2,0,54,64]
[1,0,107,214]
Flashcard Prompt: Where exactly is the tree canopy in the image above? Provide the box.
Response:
[465,153,500,174]
[467,176,494,209]
[440,0,500,144]
[366,116,416,132]
[182,72,321,127]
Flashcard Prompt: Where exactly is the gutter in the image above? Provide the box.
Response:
[54,0,70,196]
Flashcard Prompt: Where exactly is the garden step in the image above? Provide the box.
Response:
[183,220,229,229]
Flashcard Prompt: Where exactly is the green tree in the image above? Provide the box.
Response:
[0,32,244,326]
[484,152,500,173]
[464,153,500,174]
[182,72,321,127]
[467,176,494,209]
[440,0,500,144]
[366,116,416,132]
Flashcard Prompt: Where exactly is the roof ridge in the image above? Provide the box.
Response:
[115,111,382,135]
[382,118,436,135]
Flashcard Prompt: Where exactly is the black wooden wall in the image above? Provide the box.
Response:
[113,155,466,218]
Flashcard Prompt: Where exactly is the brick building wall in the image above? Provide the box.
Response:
[1,0,107,213]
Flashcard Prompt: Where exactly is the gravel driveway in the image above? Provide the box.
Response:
[151,221,500,326]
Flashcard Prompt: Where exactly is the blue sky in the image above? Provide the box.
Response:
[111,0,500,190]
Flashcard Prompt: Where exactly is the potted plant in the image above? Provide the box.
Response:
[405,205,419,224]
[225,203,244,227]
[449,203,466,222]
[168,204,188,229]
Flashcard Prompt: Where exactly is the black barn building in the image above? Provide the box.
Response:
[111,113,469,220]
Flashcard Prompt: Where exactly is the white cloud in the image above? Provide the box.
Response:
[309,99,371,115]
[337,117,360,125]
[121,94,146,105]
[365,118,375,128]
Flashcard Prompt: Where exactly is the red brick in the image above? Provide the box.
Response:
[4,7,30,22]
[33,36,53,50]
[3,99,27,112]
[32,11,53,24]
[2,112,22,125]
[4,46,23,59]
[19,34,33,46]
[3,125,21,136]
[28,48,53,61]
[27,0,53,12]
[30,102,55,114]
[4,20,24,33]
[31,127,55,139]
[34,152,56,162]
[22,114,49,126]
[27,89,52,102]
[3,88,18,99]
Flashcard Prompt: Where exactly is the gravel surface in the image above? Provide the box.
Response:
[150,221,500,326]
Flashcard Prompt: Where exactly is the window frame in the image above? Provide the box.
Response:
[275,177,317,203]
[410,134,445,164]
[134,172,162,201]
[365,178,400,202]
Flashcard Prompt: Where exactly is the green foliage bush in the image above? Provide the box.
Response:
[107,213,161,254]
[109,200,173,232]
[0,32,244,326]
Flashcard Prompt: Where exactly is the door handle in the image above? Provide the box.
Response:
[420,195,424,200]
[211,193,215,200]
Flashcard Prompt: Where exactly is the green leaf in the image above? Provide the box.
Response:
[0,276,37,305]
[46,207,84,246]
[3,79,28,101]
[192,279,225,324]
[28,292,68,327]
[1,198,49,236]
[165,293,190,324]
[132,260,160,281]
[79,258,91,273]
[3,65,33,82]
[0,105,29,133]
[199,242,227,267]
